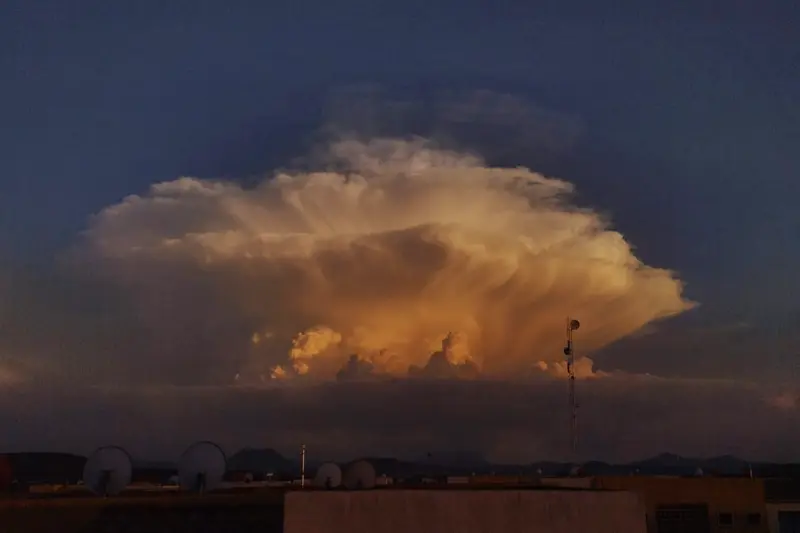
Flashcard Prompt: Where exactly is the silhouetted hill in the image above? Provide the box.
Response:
[227,448,295,475]
[2,452,86,484]
[579,461,632,476]
[702,455,752,476]
[627,453,752,476]
[632,452,684,467]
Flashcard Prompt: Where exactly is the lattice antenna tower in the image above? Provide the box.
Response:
[563,317,581,459]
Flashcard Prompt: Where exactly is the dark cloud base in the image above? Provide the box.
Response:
[0,378,795,464]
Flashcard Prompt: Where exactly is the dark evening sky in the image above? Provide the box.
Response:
[0,0,798,462]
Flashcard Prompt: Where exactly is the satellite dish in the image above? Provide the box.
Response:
[178,441,226,493]
[569,319,581,331]
[342,460,376,490]
[82,446,132,497]
[313,463,342,489]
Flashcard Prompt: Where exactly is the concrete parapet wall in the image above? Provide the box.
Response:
[284,489,647,533]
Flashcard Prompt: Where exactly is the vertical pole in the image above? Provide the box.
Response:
[300,444,306,488]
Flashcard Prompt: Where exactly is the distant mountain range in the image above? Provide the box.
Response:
[227,447,296,475]
[3,449,800,485]
[143,449,800,480]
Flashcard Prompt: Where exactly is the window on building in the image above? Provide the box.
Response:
[655,504,710,533]
[746,513,762,526]
[718,513,733,527]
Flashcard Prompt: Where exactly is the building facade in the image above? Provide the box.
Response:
[765,479,800,533]
[593,476,768,533]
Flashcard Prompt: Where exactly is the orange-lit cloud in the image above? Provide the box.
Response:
[77,138,694,383]
[0,364,24,386]
[768,391,798,410]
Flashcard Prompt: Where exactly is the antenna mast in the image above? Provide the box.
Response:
[300,444,307,488]
[564,317,581,460]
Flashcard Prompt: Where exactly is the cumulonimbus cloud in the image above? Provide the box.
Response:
[76,137,694,384]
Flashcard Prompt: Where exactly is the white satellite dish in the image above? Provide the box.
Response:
[82,446,133,497]
[342,460,376,490]
[313,463,342,489]
[178,441,226,493]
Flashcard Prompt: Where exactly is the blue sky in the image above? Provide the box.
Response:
[0,0,798,458]
[4,1,796,311]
